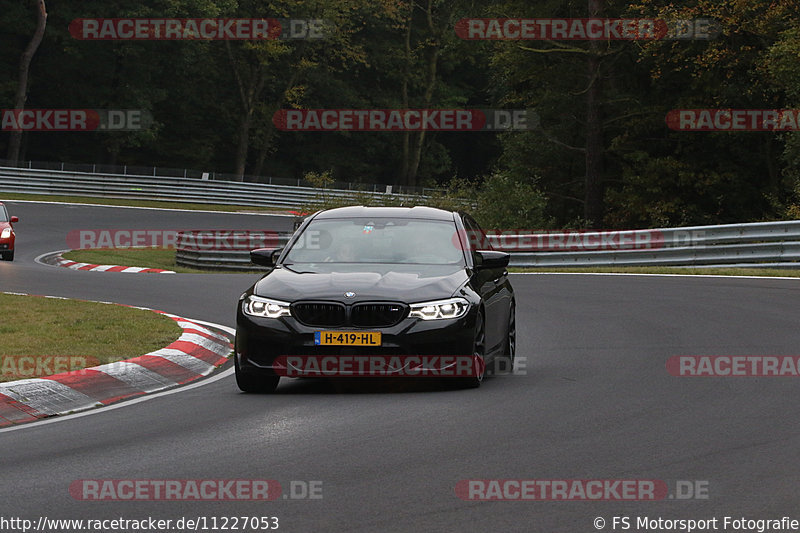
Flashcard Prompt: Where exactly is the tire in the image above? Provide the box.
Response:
[492,301,515,375]
[235,355,280,393]
[1,250,12,261]
[457,308,486,389]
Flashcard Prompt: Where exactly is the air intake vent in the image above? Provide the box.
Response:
[292,302,346,327]
[351,303,407,327]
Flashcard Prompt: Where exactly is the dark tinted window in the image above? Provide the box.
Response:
[285,217,465,265]
[462,215,493,251]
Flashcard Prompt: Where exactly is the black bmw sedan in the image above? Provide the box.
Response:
[234,206,515,393]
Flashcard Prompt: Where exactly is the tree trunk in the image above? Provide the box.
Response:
[406,43,437,187]
[234,112,253,179]
[226,41,265,179]
[7,0,47,164]
[407,0,441,188]
[253,67,305,178]
[584,0,604,227]
[250,115,275,180]
[398,8,413,186]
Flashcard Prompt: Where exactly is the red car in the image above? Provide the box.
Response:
[0,202,18,261]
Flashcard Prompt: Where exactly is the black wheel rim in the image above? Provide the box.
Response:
[473,312,486,381]
[508,305,516,359]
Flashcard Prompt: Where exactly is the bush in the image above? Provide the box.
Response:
[470,171,551,230]
[299,170,551,230]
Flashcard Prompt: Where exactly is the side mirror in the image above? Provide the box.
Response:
[250,247,283,267]
[10,216,18,223]
[473,250,510,270]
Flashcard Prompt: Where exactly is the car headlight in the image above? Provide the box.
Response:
[408,297,470,320]
[0,228,11,239]
[243,295,291,318]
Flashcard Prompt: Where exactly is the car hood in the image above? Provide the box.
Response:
[252,263,469,303]
[0,221,11,232]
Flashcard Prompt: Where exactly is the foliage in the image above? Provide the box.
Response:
[2,0,800,228]
[299,169,550,229]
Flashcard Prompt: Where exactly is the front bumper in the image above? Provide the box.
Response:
[236,306,475,375]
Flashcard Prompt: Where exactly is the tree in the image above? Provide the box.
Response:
[6,0,47,164]
[608,0,800,226]
[488,0,643,227]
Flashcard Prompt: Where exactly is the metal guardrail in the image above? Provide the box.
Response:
[172,221,800,271]
[176,249,271,271]
[507,241,800,268]
[0,158,438,195]
[485,223,800,250]
[0,166,424,210]
[5,165,796,270]
[175,231,292,271]
[491,221,800,268]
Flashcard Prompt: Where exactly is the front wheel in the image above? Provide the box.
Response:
[235,355,280,393]
[456,309,486,389]
[1,250,12,261]
[492,301,515,375]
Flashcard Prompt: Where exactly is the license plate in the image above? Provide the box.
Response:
[315,331,381,346]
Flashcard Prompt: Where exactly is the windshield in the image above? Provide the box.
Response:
[285,217,465,265]
[0,205,7,223]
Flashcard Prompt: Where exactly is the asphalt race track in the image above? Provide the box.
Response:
[2,200,800,532]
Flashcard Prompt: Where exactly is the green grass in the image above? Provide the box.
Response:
[0,192,296,214]
[0,293,183,382]
[62,247,265,274]
[509,266,800,277]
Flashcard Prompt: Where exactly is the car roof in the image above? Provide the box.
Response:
[313,206,455,221]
